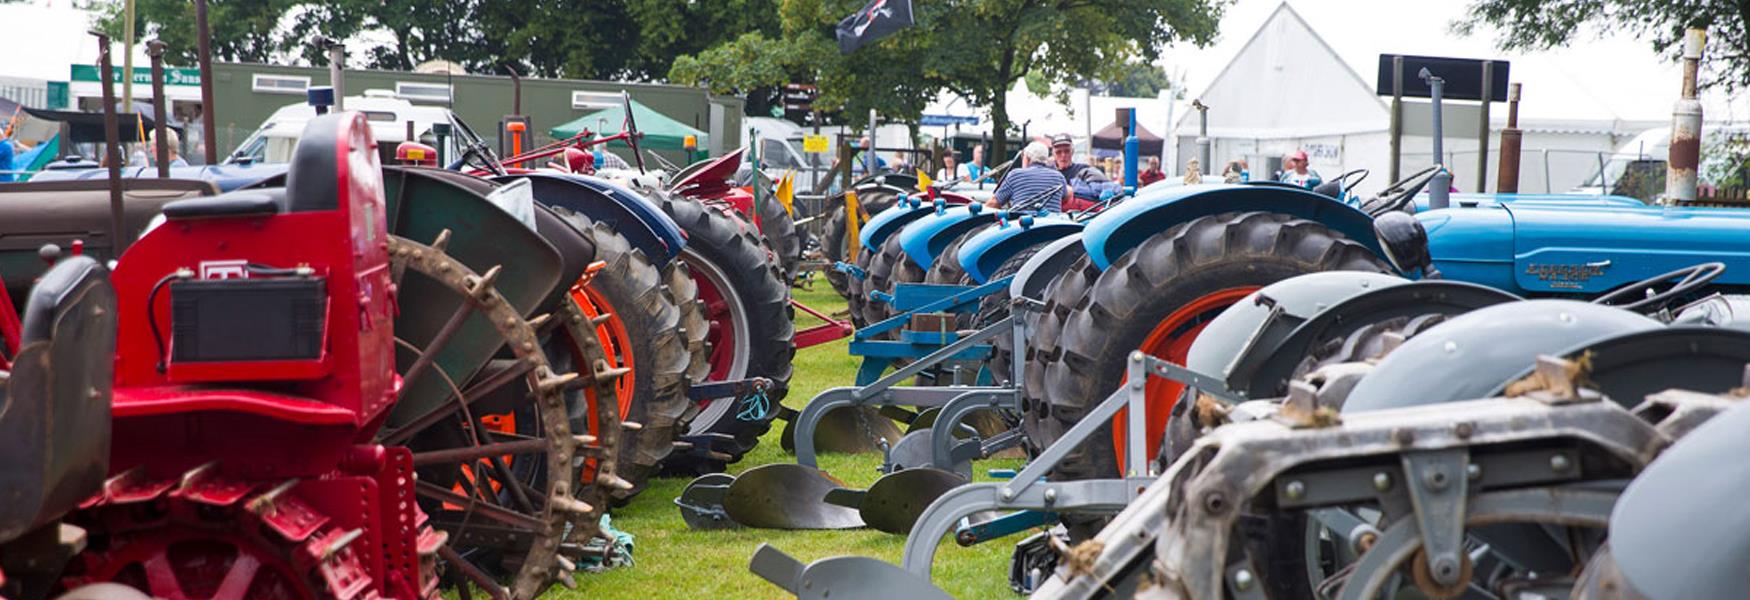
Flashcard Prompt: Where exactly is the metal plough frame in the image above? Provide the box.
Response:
[1033,377,1742,599]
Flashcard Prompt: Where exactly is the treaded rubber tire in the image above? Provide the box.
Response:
[975,242,1053,386]
[859,233,927,329]
[752,182,802,282]
[550,208,690,502]
[1030,212,1387,536]
[823,190,901,299]
[654,193,795,472]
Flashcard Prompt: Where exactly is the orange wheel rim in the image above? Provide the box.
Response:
[569,282,636,417]
[1113,286,1259,474]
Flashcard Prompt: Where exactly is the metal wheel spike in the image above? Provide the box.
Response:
[556,570,578,590]
[527,312,553,330]
[469,265,504,298]
[321,528,365,560]
[621,421,643,431]
[175,460,220,493]
[550,496,595,515]
[538,372,580,392]
[556,555,577,572]
[247,479,300,515]
[672,440,695,450]
[430,229,452,253]
[572,434,598,446]
[599,473,635,491]
[588,313,614,326]
[595,365,632,382]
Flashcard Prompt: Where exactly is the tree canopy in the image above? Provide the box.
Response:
[94,0,779,80]
[1457,0,1750,90]
[669,0,1224,159]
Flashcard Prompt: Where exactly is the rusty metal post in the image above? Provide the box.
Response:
[195,0,217,165]
[327,41,346,111]
[93,31,128,255]
[1476,61,1493,192]
[147,40,170,178]
[505,65,523,115]
[1496,83,1523,194]
[1667,28,1706,204]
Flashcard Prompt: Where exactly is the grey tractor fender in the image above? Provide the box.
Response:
[1183,271,1409,394]
[1603,398,1750,600]
[1079,183,1384,271]
[1343,299,1661,413]
[1008,233,1090,304]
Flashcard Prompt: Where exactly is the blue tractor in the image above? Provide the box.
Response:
[842,161,1750,494]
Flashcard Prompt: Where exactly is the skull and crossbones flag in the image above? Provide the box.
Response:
[835,0,914,54]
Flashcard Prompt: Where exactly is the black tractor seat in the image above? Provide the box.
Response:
[162,188,287,220]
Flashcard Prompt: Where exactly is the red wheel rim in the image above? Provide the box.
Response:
[569,281,635,417]
[688,258,742,381]
[76,529,314,600]
[1114,286,1259,474]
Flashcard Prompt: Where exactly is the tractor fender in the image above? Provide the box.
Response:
[1343,300,1659,413]
[1183,272,1409,392]
[1081,184,1383,270]
[1009,233,1089,303]
[857,197,934,251]
[1237,280,1522,396]
[895,204,999,270]
[957,216,1083,284]
[1485,326,1750,405]
[500,173,685,267]
[1603,398,1750,600]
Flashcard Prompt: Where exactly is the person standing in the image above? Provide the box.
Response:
[1049,134,1093,181]
[0,132,14,182]
[148,128,189,168]
[965,145,990,183]
[935,152,967,181]
[1278,150,1320,189]
[985,142,1068,213]
[1139,156,1166,186]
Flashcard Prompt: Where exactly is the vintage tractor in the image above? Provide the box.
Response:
[0,112,632,599]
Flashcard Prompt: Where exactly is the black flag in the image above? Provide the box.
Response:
[836,0,914,54]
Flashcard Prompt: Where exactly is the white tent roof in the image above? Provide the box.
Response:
[1164,0,1750,136]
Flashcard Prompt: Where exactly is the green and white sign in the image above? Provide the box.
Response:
[70,64,202,87]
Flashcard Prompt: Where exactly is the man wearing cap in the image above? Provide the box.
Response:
[1049,134,1094,182]
[985,141,1068,213]
[1279,150,1321,189]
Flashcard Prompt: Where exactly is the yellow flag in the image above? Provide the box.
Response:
[776,170,796,216]
[916,169,932,192]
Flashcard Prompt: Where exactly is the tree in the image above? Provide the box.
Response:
[1457,0,1750,90]
[94,0,296,65]
[672,0,1223,158]
[1082,61,1176,98]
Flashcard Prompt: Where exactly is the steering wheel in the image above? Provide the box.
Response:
[1592,262,1726,312]
[1363,165,1441,216]
[1333,168,1369,196]
[621,91,646,174]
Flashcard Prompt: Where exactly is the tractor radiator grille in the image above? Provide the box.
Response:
[170,278,326,363]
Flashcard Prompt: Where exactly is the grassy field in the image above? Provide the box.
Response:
[557,285,1020,599]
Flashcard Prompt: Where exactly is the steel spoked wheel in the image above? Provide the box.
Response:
[383,234,597,599]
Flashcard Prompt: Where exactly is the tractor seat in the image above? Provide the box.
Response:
[20,256,103,344]
[162,188,287,220]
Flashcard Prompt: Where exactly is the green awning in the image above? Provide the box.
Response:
[548,100,708,153]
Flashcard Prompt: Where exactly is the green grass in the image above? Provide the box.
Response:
[555,285,1020,598]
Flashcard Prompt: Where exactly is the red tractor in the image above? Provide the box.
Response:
[0,112,616,600]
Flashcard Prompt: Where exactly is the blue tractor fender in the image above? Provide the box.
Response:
[857,195,934,252]
[1009,233,1089,304]
[499,173,685,267]
[1408,192,1647,212]
[1081,183,1384,270]
[957,215,1083,283]
[895,204,1000,271]
[30,163,291,192]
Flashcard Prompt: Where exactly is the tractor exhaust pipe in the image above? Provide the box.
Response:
[1667,28,1706,204]
[147,40,171,178]
[1496,83,1522,194]
[92,30,128,256]
[1421,68,1452,209]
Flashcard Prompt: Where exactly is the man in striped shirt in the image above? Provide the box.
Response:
[986,142,1069,213]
